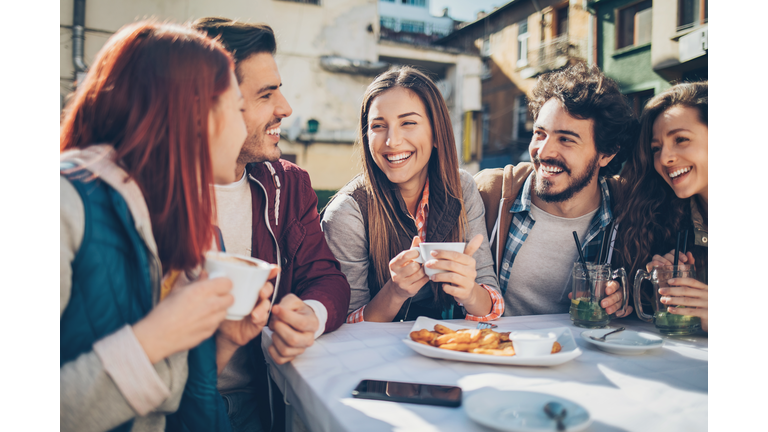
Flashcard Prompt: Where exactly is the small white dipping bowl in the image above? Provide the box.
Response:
[510,332,558,357]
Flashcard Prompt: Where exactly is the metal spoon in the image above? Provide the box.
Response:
[544,401,567,431]
[589,326,626,342]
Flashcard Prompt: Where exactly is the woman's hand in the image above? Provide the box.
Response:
[386,236,430,301]
[646,250,694,271]
[646,250,707,332]
[133,271,234,364]
[217,266,279,347]
[426,234,492,316]
[660,277,708,332]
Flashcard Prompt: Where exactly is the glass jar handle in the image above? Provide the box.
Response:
[612,267,630,316]
[633,268,653,323]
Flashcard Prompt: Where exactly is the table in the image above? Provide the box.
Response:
[262,314,708,432]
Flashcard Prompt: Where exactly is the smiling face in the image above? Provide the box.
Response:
[367,87,434,192]
[236,52,293,172]
[208,70,247,184]
[651,105,708,203]
[529,98,614,204]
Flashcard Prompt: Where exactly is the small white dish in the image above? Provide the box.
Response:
[510,332,557,357]
[465,388,591,432]
[581,329,663,355]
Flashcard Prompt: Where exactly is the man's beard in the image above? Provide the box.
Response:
[237,127,281,165]
[533,153,599,203]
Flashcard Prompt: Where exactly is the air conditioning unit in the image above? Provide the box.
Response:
[679,25,707,63]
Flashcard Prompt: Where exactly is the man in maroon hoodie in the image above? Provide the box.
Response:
[194,18,351,432]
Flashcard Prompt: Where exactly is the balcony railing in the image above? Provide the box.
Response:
[523,35,587,75]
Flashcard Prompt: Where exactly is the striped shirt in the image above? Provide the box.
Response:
[347,179,504,323]
[498,173,617,296]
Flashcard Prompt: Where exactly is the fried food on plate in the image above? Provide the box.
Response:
[409,325,562,357]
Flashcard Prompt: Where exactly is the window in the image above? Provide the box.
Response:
[678,0,707,31]
[380,17,397,30]
[554,5,569,37]
[482,104,490,150]
[481,36,491,57]
[403,0,426,6]
[517,20,529,67]
[400,20,425,33]
[617,0,652,50]
[626,89,654,118]
[512,95,529,140]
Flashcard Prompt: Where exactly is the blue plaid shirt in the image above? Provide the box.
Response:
[498,173,616,296]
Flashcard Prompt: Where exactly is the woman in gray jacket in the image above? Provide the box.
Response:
[321,67,502,323]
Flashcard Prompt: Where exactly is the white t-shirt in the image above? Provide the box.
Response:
[502,203,599,316]
[214,170,327,391]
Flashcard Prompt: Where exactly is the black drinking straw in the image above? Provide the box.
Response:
[572,231,593,301]
[673,231,682,278]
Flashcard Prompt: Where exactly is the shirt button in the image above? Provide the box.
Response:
[521,227,528,234]
[702,237,707,243]
[502,262,509,271]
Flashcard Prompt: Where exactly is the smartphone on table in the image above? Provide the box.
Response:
[351,379,462,408]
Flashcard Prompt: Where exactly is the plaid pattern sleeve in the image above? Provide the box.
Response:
[462,284,505,321]
[414,179,429,242]
[346,304,366,323]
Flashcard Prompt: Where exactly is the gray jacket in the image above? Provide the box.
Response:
[321,170,500,316]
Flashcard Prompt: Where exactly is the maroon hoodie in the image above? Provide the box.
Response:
[246,159,350,332]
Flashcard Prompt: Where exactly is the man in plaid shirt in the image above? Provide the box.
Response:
[475,62,637,317]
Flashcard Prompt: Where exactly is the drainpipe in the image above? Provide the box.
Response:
[72,0,87,87]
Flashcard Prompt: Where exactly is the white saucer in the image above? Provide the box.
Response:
[581,329,663,355]
[465,389,591,432]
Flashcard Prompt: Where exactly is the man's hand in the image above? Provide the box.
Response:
[602,280,633,317]
[267,294,319,365]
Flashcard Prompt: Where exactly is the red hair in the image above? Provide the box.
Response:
[61,20,234,273]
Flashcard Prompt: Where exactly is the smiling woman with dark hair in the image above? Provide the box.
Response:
[615,81,708,332]
[321,66,502,323]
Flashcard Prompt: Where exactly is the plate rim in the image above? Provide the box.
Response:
[464,388,592,432]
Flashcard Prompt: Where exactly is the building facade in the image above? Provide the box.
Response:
[590,0,708,117]
[438,0,592,169]
[61,0,482,197]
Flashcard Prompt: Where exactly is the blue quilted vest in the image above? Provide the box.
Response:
[60,163,231,432]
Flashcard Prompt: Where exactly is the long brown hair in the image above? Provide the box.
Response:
[358,67,466,306]
[60,20,234,274]
[615,82,708,275]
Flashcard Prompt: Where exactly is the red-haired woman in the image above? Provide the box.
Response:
[60,21,274,432]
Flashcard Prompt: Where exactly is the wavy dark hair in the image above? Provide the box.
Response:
[359,66,467,308]
[61,21,234,274]
[192,17,276,81]
[529,62,638,176]
[615,82,708,276]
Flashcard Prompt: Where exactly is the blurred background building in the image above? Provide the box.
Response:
[61,0,708,207]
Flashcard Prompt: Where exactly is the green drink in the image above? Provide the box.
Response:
[653,311,701,335]
[570,297,610,328]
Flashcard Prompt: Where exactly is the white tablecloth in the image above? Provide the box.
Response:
[263,314,708,432]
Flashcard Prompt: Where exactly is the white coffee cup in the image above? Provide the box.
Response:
[204,251,272,320]
[412,242,466,277]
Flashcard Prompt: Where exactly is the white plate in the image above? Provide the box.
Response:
[581,329,663,355]
[402,317,581,366]
[465,388,591,432]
